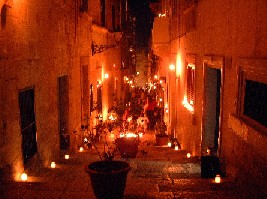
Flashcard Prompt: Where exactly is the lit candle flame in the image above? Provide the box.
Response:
[215,175,221,183]
[21,173,28,181]
[79,147,84,152]
[51,162,56,168]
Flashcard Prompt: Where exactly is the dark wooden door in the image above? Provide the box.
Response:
[19,89,37,164]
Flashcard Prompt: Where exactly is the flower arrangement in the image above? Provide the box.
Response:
[86,117,121,161]
[154,121,168,137]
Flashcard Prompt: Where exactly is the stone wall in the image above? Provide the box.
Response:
[173,0,267,193]
[0,0,91,179]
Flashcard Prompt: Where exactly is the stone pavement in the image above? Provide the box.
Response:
[0,131,261,199]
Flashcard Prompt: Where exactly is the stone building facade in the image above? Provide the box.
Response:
[0,0,123,180]
[151,0,267,194]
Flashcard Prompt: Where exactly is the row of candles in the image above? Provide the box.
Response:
[20,146,221,184]
[167,141,221,183]
[20,154,71,181]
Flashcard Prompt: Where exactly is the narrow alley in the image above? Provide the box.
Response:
[0,130,259,199]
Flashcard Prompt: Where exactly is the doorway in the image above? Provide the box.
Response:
[58,75,70,150]
[19,88,37,164]
[202,66,221,155]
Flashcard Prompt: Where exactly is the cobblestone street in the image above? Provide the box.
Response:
[0,131,263,199]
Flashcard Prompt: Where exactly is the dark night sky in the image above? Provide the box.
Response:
[128,0,154,49]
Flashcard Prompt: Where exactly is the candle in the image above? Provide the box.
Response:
[175,145,179,150]
[51,162,56,168]
[215,174,221,183]
[21,173,28,181]
[187,153,191,158]
[79,147,84,152]
[64,155,69,159]
[167,142,172,147]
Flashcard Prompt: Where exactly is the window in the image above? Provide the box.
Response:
[80,0,88,12]
[186,64,195,106]
[238,59,267,131]
[243,80,267,127]
[90,84,94,115]
[1,5,7,29]
[183,55,196,112]
[172,0,178,17]
[97,85,102,113]
[184,8,196,32]
[101,0,105,27]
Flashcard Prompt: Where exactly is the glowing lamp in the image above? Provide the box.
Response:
[64,155,70,159]
[175,145,179,151]
[169,64,175,71]
[51,162,56,168]
[104,73,109,79]
[21,173,28,181]
[187,153,191,158]
[168,142,172,147]
[79,147,84,152]
[215,175,221,183]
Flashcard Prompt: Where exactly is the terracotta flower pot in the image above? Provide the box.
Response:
[85,160,131,199]
[155,135,169,146]
[115,137,139,158]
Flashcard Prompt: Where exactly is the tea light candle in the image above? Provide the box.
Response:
[79,147,84,152]
[167,142,172,147]
[215,174,221,183]
[51,162,56,168]
[21,173,28,181]
[174,145,179,150]
[64,155,69,159]
[187,153,191,158]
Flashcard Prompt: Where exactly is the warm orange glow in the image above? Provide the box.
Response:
[21,173,28,181]
[176,53,182,77]
[79,147,84,152]
[104,73,109,79]
[169,64,175,71]
[182,95,194,112]
[168,142,172,147]
[215,175,221,183]
[187,153,191,158]
[120,132,138,138]
[64,155,69,159]
[154,75,158,79]
[175,145,179,150]
[110,133,115,139]
[51,162,56,168]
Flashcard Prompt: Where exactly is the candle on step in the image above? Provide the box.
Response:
[168,142,171,147]
[215,174,221,183]
[51,162,56,168]
[187,153,191,158]
[21,172,28,181]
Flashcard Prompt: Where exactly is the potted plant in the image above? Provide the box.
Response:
[154,121,169,146]
[115,134,140,158]
[115,116,140,158]
[84,119,131,199]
